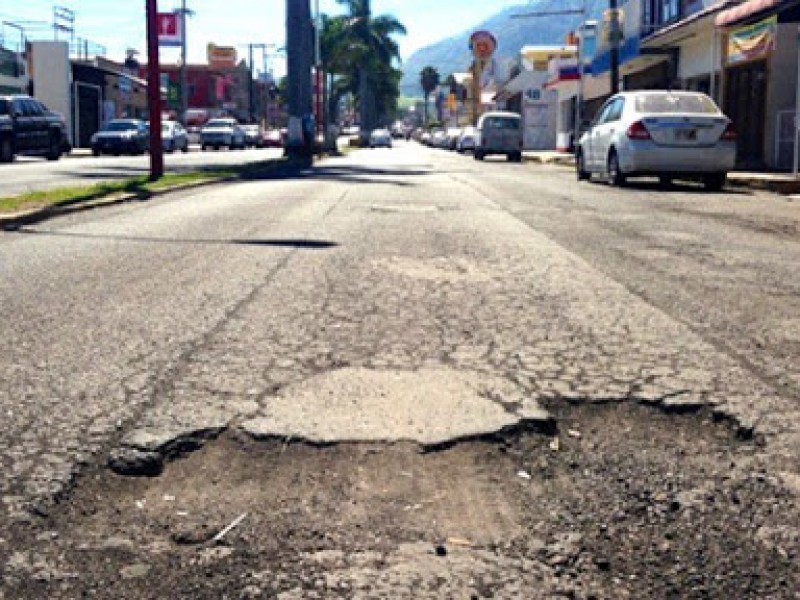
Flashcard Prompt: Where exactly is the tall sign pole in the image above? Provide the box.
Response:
[146,0,164,180]
[180,0,188,124]
[609,0,620,95]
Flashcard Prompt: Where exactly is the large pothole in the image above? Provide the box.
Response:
[5,401,798,599]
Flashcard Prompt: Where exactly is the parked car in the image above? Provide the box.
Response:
[0,94,68,163]
[91,119,149,156]
[430,128,448,148]
[242,125,263,148]
[369,128,393,148]
[262,129,283,148]
[456,126,477,153]
[474,111,523,162]
[445,127,462,150]
[200,118,246,150]
[161,120,189,153]
[576,90,736,191]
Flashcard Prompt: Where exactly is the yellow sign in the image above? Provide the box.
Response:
[447,93,456,110]
[207,43,237,68]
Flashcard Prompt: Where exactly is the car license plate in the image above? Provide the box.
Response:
[676,128,697,141]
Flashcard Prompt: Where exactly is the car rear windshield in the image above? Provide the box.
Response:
[0,99,8,115]
[635,94,719,114]
[485,117,520,130]
[106,121,137,131]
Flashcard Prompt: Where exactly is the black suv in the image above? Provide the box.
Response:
[0,95,68,163]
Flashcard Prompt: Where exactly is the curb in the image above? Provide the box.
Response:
[0,158,301,231]
[0,178,231,231]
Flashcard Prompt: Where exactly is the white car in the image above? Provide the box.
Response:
[576,90,736,191]
[161,121,189,153]
[456,126,477,153]
[369,128,392,148]
[200,118,246,151]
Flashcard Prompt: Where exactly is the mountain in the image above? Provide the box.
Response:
[399,0,604,97]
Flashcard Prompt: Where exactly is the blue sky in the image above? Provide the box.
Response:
[0,0,530,75]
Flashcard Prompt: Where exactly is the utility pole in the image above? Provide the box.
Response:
[609,0,620,95]
[179,0,188,125]
[249,43,255,122]
[285,0,313,160]
[145,0,164,180]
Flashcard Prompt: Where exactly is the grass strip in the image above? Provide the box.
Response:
[0,159,289,215]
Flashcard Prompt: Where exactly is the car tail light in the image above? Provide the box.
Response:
[626,120,651,140]
[721,122,737,141]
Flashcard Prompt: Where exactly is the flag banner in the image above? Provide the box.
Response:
[727,15,776,66]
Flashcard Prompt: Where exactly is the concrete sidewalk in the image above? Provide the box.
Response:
[523,150,800,194]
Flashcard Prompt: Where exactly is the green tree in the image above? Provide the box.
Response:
[323,0,406,132]
[420,66,440,126]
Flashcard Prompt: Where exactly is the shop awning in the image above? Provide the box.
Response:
[715,0,791,28]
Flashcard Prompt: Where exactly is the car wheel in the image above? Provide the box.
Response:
[658,175,673,188]
[92,148,100,157]
[202,145,207,151]
[703,173,726,192]
[46,133,62,161]
[576,150,590,181]
[607,149,626,187]
[165,142,174,153]
[474,150,485,161]
[181,143,189,153]
[0,136,15,163]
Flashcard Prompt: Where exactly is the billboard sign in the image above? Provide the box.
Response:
[157,12,182,47]
[207,43,237,68]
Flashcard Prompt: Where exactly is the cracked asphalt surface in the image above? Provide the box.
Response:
[1,141,799,598]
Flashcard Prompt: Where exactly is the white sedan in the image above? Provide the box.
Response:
[369,128,392,148]
[576,90,736,191]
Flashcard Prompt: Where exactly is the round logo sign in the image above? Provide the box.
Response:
[469,30,497,60]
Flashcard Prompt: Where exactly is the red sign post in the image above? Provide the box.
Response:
[146,0,164,180]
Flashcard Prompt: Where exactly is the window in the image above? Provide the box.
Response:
[0,99,9,116]
[662,0,679,23]
[635,93,719,114]
[605,98,625,122]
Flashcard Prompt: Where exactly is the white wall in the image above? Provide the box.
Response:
[30,41,72,144]
[679,25,720,81]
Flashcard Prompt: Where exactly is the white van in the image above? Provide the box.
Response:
[474,111,523,162]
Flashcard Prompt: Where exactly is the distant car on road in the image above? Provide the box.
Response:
[262,129,283,148]
[0,94,68,163]
[161,120,189,153]
[200,118,246,151]
[242,124,264,148]
[91,119,149,156]
[456,126,477,153]
[576,90,736,191]
[369,128,393,148]
[474,111,522,162]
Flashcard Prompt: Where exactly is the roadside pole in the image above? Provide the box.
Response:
[609,0,620,95]
[285,0,313,161]
[146,0,164,180]
[180,0,188,125]
[794,23,800,178]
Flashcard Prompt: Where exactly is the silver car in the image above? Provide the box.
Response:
[576,90,736,191]
[369,128,392,148]
[200,118,246,151]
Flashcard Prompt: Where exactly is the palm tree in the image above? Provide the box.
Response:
[420,66,439,126]
[333,0,406,134]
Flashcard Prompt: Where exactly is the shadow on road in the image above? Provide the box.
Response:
[13,227,339,249]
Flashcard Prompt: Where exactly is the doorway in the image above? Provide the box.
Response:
[724,60,767,168]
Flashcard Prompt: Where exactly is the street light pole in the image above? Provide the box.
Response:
[179,0,188,124]
[145,0,164,180]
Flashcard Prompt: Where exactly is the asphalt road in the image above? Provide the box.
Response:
[0,146,283,196]
[1,141,799,597]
